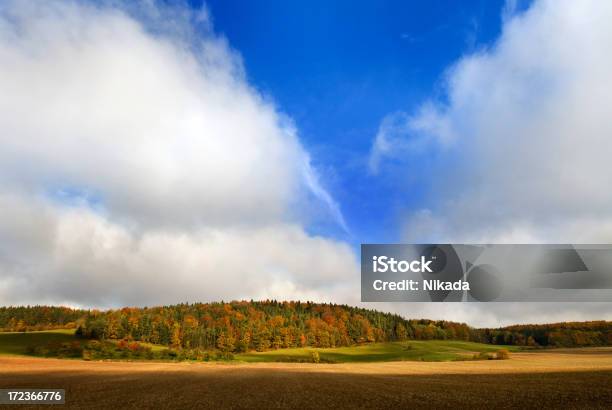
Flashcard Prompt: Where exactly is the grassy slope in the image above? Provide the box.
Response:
[236,340,520,363]
[0,329,76,356]
[0,330,168,356]
[0,330,519,362]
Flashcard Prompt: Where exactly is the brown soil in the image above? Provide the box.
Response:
[1,349,611,409]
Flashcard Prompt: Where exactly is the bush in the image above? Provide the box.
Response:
[25,341,83,358]
[496,349,511,360]
[82,339,153,360]
[473,351,494,360]
[309,351,320,363]
[56,341,83,358]
[26,344,48,356]
[152,348,236,362]
[217,351,234,361]
[26,338,237,362]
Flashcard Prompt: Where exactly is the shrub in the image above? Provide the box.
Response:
[56,341,83,358]
[496,349,511,360]
[82,340,152,360]
[309,351,320,363]
[218,351,234,361]
[26,344,50,356]
[25,341,83,358]
[473,351,494,360]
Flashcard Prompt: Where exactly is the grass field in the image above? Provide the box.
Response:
[1,331,611,408]
[0,329,76,356]
[236,340,520,363]
[1,350,611,408]
[0,330,517,363]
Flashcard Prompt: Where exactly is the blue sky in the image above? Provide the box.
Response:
[3,0,612,325]
[200,0,518,244]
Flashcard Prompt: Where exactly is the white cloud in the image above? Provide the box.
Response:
[1,0,298,229]
[372,0,612,243]
[0,0,356,307]
[0,194,357,307]
[369,0,612,325]
[368,107,455,174]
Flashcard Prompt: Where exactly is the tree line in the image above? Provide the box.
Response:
[477,321,612,347]
[76,301,477,352]
[1,302,610,351]
[0,306,84,332]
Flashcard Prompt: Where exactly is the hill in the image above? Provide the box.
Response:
[74,301,475,352]
[0,330,517,363]
[1,302,611,353]
[478,321,612,347]
[0,306,84,332]
[0,329,76,356]
[236,340,519,363]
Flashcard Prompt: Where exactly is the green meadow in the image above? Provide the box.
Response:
[0,330,519,362]
[0,329,76,356]
[236,340,520,363]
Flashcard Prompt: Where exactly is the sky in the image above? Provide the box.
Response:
[0,0,611,327]
[202,0,514,244]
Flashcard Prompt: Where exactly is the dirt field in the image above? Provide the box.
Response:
[1,349,612,409]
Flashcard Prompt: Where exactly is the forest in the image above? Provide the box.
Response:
[477,321,612,347]
[0,306,84,332]
[1,302,610,352]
